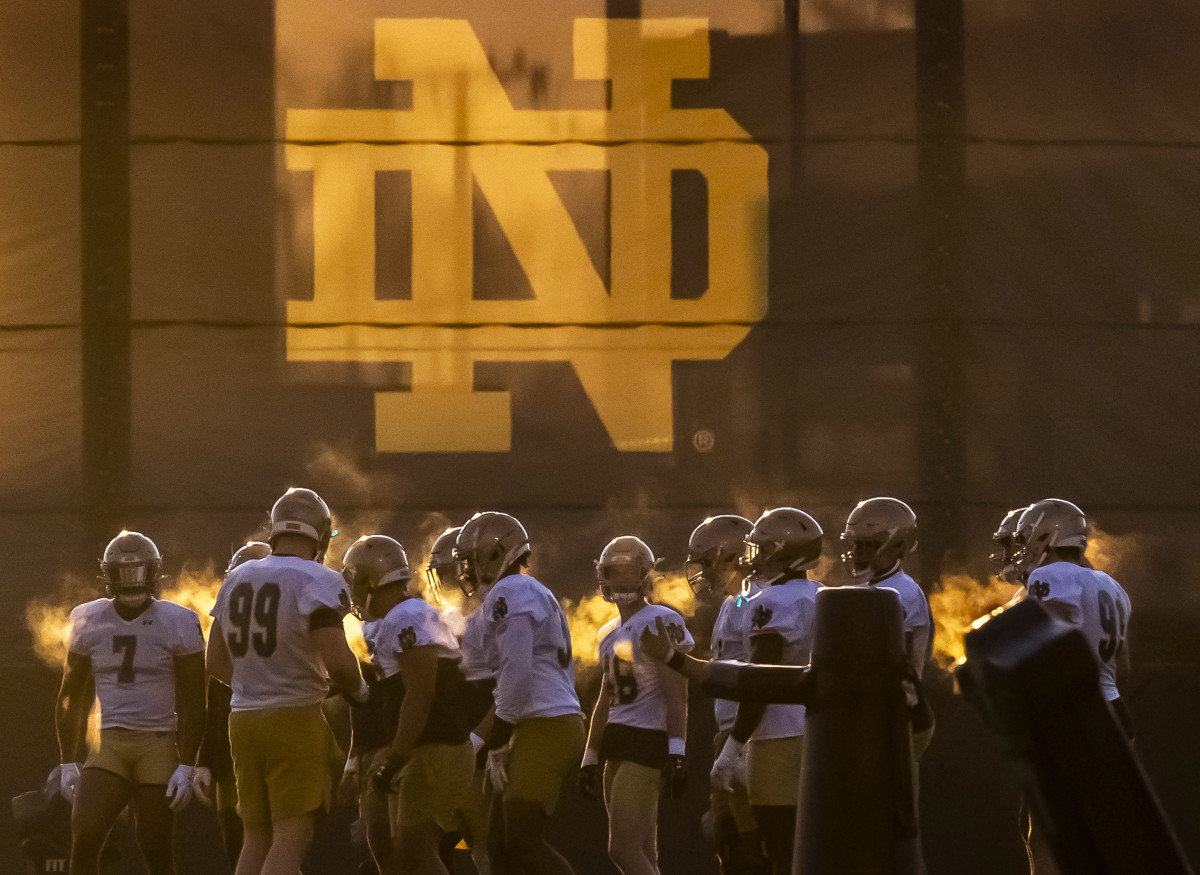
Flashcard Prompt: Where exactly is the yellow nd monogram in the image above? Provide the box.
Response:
[286,18,768,452]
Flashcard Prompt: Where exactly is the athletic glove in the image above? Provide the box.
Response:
[577,763,603,802]
[663,754,688,799]
[369,752,408,795]
[192,766,214,806]
[710,737,746,792]
[486,747,510,793]
[56,763,81,804]
[166,764,195,811]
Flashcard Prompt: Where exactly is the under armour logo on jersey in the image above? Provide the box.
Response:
[1029,580,1051,599]
[397,626,417,651]
[492,597,508,622]
[751,604,773,629]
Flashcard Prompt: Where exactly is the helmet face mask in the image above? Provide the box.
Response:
[989,507,1029,583]
[740,508,823,585]
[100,531,162,609]
[453,512,530,596]
[686,515,753,597]
[340,535,412,620]
[840,534,883,578]
[596,536,655,605]
[422,526,461,606]
[840,497,917,581]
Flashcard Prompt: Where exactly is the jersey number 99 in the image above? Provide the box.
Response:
[227,582,281,658]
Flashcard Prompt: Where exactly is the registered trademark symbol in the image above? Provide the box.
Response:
[692,429,715,453]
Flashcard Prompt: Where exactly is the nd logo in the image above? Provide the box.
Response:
[286,18,768,452]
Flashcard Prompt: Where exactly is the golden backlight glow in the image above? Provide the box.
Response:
[562,593,618,667]
[285,17,768,453]
[929,573,1020,669]
[650,572,697,617]
[26,592,76,669]
[1087,526,1141,583]
[26,578,109,752]
[159,564,223,642]
[344,614,370,664]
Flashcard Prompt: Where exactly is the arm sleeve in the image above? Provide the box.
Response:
[1028,571,1083,626]
[493,614,534,723]
[173,610,206,656]
[66,606,89,657]
[660,610,695,654]
[750,594,800,643]
[299,569,351,618]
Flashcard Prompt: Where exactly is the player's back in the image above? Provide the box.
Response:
[213,553,349,711]
[483,573,580,720]
[1026,561,1130,700]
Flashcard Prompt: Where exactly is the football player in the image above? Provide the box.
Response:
[194,540,271,866]
[684,515,767,875]
[1010,498,1133,873]
[456,512,585,875]
[841,496,933,873]
[644,508,824,875]
[579,536,693,875]
[207,488,369,875]
[54,531,207,875]
[343,535,476,875]
[432,525,493,875]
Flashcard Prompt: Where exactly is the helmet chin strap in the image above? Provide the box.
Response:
[869,559,903,583]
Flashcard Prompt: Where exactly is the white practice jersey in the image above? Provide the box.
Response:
[872,569,934,681]
[598,604,694,732]
[67,598,204,732]
[211,554,350,711]
[745,578,821,740]
[369,597,461,679]
[482,574,581,723]
[711,580,763,732]
[1024,561,1131,701]
[458,595,493,683]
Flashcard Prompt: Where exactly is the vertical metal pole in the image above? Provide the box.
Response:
[80,0,132,557]
[915,0,966,581]
[784,0,804,187]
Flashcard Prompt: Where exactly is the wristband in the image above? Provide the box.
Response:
[668,737,686,757]
[667,649,687,671]
[581,748,600,767]
[349,676,370,704]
